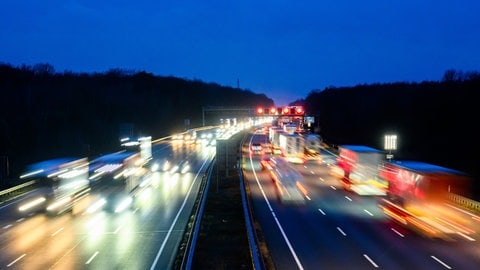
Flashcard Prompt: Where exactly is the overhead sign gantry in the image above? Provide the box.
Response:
[255,105,304,116]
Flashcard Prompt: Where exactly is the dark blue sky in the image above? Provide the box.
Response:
[2,1,479,105]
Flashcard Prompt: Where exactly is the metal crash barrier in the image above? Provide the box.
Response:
[447,193,480,214]
[0,180,37,203]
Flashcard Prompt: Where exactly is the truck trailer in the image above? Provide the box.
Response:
[88,151,151,213]
[269,126,284,155]
[18,157,90,215]
[267,157,307,205]
[334,145,387,195]
[279,133,305,163]
[379,160,473,240]
[304,134,322,160]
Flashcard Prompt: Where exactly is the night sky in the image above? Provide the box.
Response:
[2,0,479,105]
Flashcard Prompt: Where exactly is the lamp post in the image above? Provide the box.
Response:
[384,134,397,161]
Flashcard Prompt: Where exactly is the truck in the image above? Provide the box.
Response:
[18,157,90,215]
[279,133,305,163]
[269,126,284,155]
[88,151,151,213]
[379,160,473,240]
[267,157,307,205]
[258,132,272,154]
[333,145,387,195]
[304,134,322,160]
[282,123,297,134]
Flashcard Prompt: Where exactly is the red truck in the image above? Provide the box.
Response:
[379,160,472,239]
[334,145,387,195]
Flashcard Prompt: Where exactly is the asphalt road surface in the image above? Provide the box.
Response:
[243,133,480,270]
[0,140,215,269]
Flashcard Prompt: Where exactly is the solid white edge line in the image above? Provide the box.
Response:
[363,209,373,216]
[431,255,452,269]
[457,232,476,241]
[149,156,211,270]
[7,254,26,267]
[363,254,379,268]
[113,224,124,234]
[51,227,64,237]
[390,228,404,238]
[85,251,99,264]
[249,136,305,270]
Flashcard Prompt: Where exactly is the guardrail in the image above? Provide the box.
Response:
[321,145,480,214]
[0,180,37,204]
[178,158,216,269]
[239,162,265,269]
[239,134,265,270]
[178,132,264,270]
[447,193,480,214]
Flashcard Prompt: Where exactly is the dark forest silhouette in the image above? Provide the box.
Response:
[0,63,273,182]
[1,63,479,198]
[302,69,480,198]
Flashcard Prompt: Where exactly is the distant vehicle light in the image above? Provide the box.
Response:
[172,134,184,140]
[151,163,159,172]
[170,164,180,174]
[180,161,190,174]
[122,141,140,147]
[260,157,273,170]
[250,143,263,155]
[162,160,171,171]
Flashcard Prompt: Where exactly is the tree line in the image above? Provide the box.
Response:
[301,69,480,198]
[2,63,479,198]
[0,63,273,184]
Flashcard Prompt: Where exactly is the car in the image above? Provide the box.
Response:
[179,160,190,174]
[262,142,273,154]
[150,159,171,172]
[260,157,273,170]
[170,160,190,174]
[250,143,263,155]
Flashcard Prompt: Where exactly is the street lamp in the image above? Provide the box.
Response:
[384,134,397,160]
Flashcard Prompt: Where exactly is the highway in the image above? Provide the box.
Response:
[243,132,480,269]
[0,139,215,269]
[3,126,480,270]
